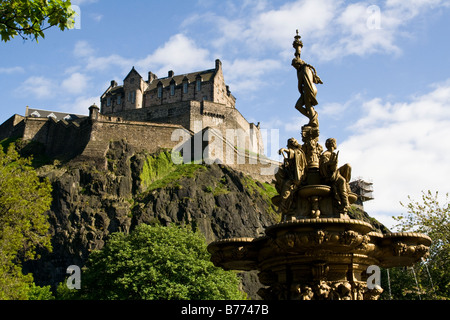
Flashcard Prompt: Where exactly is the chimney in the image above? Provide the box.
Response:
[215,59,222,70]
[148,72,157,83]
[168,70,174,77]
[111,80,117,88]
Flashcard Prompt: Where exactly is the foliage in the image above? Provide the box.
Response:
[204,176,230,196]
[139,150,178,191]
[0,144,53,299]
[138,151,206,194]
[0,0,74,42]
[243,176,279,218]
[27,283,54,300]
[387,190,450,299]
[72,224,246,300]
[55,281,80,300]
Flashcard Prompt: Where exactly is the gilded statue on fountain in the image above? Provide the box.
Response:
[273,30,352,220]
[292,30,322,128]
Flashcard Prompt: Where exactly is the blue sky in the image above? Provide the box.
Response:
[1,0,449,229]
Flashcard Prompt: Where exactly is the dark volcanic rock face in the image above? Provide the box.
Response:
[25,140,279,298]
[131,163,277,243]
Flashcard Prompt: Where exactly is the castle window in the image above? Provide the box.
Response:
[196,79,201,91]
[183,81,188,94]
[157,86,162,98]
[107,97,111,106]
[117,96,121,105]
[170,83,175,96]
[128,91,136,104]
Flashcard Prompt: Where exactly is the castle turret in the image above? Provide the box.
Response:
[89,103,99,121]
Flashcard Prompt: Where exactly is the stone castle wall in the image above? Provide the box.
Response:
[84,116,191,160]
[99,99,264,155]
[0,111,277,183]
[0,114,26,141]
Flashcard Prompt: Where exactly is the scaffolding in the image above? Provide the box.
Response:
[349,178,374,202]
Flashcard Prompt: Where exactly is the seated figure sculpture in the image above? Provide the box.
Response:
[275,138,307,218]
[319,138,352,214]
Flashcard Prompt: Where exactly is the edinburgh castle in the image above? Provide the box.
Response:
[0,60,277,181]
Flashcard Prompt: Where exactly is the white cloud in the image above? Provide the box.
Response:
[222,58,282,94]
[71,35,211,78]
[61,72,90,95]
[0,66,25,74]
[74,40,95,58]
[85,54,132,72]
[16,76,55,99]
[248,0,339,48]
[60,95,98,115]
[183,0,449,62]
[73,40,131,72]
[16,72,92,101]
[90,13,103,22]
[327,2,402,58]
[338,80,450,229]
[136,34,211,77]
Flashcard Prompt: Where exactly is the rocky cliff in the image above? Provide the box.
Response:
[22,139,279,298]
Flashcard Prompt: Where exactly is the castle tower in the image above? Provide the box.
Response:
[123,67,147,111]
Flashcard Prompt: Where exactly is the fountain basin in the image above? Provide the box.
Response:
[207,218,431,300]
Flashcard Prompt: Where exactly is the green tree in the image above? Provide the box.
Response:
[0,0,74,42]
[27,283,54,300]
[76,224,246,300]
[0,144,53,299]
[387,190,450,299]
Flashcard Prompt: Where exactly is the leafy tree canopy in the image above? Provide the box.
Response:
[0,0,74,42]
[386,190,450,299]
[74,224,246,300]
[0,143,53,299]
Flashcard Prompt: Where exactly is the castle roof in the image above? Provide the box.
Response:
[108,85,124,94]
[146,68,216,91]
[26,107,87,122]
[124,66,143,80]
[101,67,217,98]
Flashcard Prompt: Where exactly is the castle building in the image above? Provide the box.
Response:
[102,59,235,113]
[99,59,263,154]
[0,59,275,182]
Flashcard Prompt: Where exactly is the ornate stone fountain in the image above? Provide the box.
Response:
[207,31,431,300]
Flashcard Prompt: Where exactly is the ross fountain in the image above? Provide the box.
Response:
[207,31,431,300]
